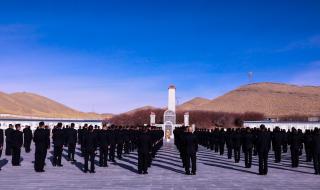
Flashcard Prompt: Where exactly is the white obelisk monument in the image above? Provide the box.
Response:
[168,85,176,112]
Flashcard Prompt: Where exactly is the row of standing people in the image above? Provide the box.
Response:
[0,124,33,169]
[76,124,164,173]
[195,125,320,175]
[0,122,164,174]
[0,122,52,172]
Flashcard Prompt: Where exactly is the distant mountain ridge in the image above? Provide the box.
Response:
[0,91,112,119]
[1,82,319,120]
[177,97,210,111]
[178,82,320,117]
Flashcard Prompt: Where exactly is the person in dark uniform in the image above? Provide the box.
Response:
[137,128,152,174]
[82,125,97,173]
[5,124,14,155]
[272,127,282,163]
[289,127,300,168]
[256,124,271,175]
[0,127,3,157]
[34,122,49,172]
[209,129,214,150]
[312,128,320,175]
[116,128,124,159]
[11,124,23,166]
[298,129,304,156]
[282,129,288,153]
[232,128,241,163]
[226,128,233,159]
[80,124,88,156]
[0,127,3,170]
[304,130,313,162]
[44,125,51,165]
[214,128,219,153]
[108,126,116,162]
[63,125,69,147]
[99,125,109,167]
[77,126,82,145]
[180,128,187,168]
[52,123,64,167]
[219,128,226,155]
[253,128,258,156]
[67,123,77,162]
[243,127,254,168]
[183,127,198,175]
[123,127,130,154]
[23,125,33,153]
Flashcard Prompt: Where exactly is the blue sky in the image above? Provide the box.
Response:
[0,0,320,113]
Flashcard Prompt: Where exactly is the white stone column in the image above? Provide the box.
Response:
[184,112,189,126]
[150,112,156,126]
[168,85,176,112]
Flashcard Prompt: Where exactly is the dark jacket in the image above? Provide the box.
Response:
[232,131,242,149]
[11,130,23,148]
[256,130,271,153]
[243,132,254,150]
[99,130,109,147]
[289,132,301,149]
[23,128,33,142]
[183,132,198,155]
[137,132,152,154]
[52,128,65,147]
[312,133,320,154]
[272,131,282,150]
[0,129,3,146]
[82,131,97,152]
[34,128,50,149]
[108,130,116,145]
[116,130,124,144]
[67,128,77,145]
[5,128,14,143]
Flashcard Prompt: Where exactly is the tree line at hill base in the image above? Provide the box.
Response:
[106,109,318,128]
[106,109,265,128]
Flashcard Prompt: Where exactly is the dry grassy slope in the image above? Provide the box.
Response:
[0,92,112,119]
[196,82,320,117]
[177,97,210,111]
[123,106,157,115]
[0,92,25,114]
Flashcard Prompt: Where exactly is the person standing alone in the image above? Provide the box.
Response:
[34,122,49,172]
[183,127,198,175]
[23,126,33,153]
[11,124,23,166]
[256,125,271,175]
[137,128,152,174]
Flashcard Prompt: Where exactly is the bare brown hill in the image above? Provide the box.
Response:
[0,91,112,119]
[177,97,210,111]
[195,82,320,117]
[123,106,157,115]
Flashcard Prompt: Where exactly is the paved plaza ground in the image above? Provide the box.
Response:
[0,142,319,190]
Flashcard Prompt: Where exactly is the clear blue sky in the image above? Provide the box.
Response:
[0,0,320,113]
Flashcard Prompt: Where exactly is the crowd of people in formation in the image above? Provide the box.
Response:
[0,124,33,169]
[194,124,320,175]
[1,123,320,176]
[0,122,164,174]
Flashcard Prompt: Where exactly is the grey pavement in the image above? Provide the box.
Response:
[0,142,319,190]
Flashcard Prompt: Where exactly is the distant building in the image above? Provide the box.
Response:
[308,116,320,122]
[150,85,188,141]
